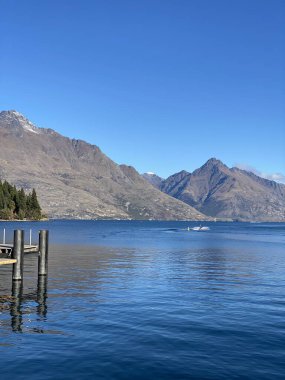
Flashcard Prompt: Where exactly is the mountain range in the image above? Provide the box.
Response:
[1,110,284,221]
[144,159,285,221]
[0,110,206,220]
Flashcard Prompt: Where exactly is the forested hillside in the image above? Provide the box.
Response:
[0,180,42,220]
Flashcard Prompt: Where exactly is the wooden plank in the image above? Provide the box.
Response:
[0,258,17,265]
[0,244,37,248]
[24,246,39,253]
[0,244,38,254]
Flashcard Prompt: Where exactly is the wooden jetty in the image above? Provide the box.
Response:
[1,228,38,255]
[0,230,49,282]
[0,243,38,255]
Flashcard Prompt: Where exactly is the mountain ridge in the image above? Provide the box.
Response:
[142,172,163,189]
[156,158,285,221]
[0,110,207,220]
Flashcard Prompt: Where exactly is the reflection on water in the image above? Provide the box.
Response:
[37,276,48,318]
[10,281,23,332]
[0,276,48,333]
[0,221,284,379]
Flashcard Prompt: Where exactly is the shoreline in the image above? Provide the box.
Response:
[0,218,284,223]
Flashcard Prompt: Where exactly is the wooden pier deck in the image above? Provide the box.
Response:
[0,258,17,265]
[0,244,38,255]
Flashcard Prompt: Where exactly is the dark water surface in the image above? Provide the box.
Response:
[0,220,284,379]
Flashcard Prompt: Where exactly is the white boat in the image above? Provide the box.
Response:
[188,226,210,231]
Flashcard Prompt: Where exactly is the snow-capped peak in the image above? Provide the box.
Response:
[2,110,40,134]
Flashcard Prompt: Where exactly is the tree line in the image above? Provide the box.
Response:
[0,180,42,220]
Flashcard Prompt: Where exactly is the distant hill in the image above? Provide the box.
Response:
[157,158,285,221]
[142,172,163,189]
[0,110,207,220]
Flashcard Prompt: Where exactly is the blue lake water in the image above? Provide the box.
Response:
[0,220,284,379]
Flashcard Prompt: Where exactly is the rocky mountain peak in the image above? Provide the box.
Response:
[204,157,226,168]
[192,158,229,176]
[0,110,40,134]
[142,172,164,189]
[159,158,285,221]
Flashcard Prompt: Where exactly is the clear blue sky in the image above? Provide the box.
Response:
[1,0,284,179]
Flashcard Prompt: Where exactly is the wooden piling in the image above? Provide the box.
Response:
[38,230,49,276]
[12,230,24,281]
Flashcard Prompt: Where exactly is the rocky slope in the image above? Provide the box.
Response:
[158,158,285,221]
[0,110,207,220]
[142,172,163,189]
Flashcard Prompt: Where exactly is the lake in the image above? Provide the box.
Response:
[0,220,284,379]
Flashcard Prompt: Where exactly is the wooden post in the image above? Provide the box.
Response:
[38,230,49,276]
[12,230,24,281]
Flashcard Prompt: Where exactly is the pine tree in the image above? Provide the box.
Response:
[0,180,42,220]
[18,188,27,218]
